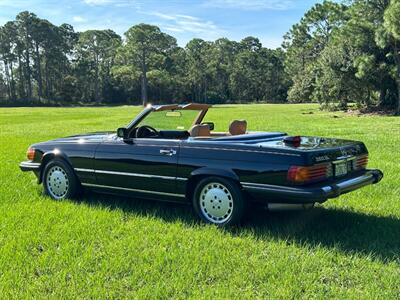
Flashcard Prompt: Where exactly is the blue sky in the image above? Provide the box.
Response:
[0,0,323,48]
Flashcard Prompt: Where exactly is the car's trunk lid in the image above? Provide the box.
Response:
[255,136,368,165]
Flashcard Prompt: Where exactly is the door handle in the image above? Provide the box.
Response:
[160,149,177,156]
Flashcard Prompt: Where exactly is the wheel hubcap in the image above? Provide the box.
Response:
[199,182,233,224]
[46,166,69,199]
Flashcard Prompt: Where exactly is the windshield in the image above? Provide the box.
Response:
[137,109,201,131]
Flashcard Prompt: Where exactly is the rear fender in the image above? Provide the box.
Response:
[190,167,239,182]
[185,167,241,199]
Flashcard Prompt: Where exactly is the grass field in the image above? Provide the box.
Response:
[1,104,399,298]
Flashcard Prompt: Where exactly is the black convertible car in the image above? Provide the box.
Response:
[20,103,383,225]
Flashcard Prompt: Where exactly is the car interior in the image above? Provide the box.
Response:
[188,119,248,138]
[124,104,255,141]
[130,119,248,140]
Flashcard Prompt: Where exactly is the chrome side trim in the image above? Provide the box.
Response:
[74,168,95,173]
[241,182,275,188]
[102,142,180,147]
[182,146,301,157]
[81,183,186,198]
[95,170,187,181]
[74,168,187,181]
[45,141,100,144]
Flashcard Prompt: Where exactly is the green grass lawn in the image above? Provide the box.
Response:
[1,104,399,298]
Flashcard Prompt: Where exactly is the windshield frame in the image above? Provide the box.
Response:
[125,103,210,134]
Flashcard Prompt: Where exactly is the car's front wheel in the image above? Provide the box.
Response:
[192,177,245,226]
[43,159,80,200]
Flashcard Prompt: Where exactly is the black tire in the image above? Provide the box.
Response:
[43,159,80,200]
[192,176,245,226]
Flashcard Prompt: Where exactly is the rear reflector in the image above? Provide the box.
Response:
[287,163,332,183]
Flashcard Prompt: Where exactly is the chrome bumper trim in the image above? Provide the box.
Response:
[19,161,41,171]
[241,169,383,204]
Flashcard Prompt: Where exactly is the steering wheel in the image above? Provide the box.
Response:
[135,125,158,138]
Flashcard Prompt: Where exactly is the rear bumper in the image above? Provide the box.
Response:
[20,161,41,172]
[242,169,384,204]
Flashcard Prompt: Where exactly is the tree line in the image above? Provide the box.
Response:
[0,11,288,107]
[284,0,400,113]
[0,0,399,113]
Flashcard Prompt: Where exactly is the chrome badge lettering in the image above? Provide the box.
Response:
[315,155,330,162]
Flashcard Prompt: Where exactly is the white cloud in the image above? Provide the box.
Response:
[175,14,199,21]
[176,19,219,34]
[72,16,86,23]
[0,0,34,8]
[138,9,226,45]
[149,12,177,21]
[83,0,114,4]
[82,0,136,6]
[204,0,294,10]
[144,12,225,41]
[164,26,184,33]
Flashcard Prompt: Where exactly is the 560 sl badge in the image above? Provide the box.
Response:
[315,155,330,162]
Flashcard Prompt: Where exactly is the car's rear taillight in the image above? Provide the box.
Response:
[287,163,332,184]
[354,154,368,170]
[26,148,35,161]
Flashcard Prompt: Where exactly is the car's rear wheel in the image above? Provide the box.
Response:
[43,159,80,200]
[192,177,245,226]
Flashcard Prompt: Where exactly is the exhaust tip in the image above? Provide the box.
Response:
[267,203,315,211]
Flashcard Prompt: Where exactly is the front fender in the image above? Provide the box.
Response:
[38,150,73,183]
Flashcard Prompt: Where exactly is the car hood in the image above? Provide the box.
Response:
[48,132,115,143]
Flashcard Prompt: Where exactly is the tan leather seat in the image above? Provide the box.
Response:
[189,124,211,137]
[229,120,247,135]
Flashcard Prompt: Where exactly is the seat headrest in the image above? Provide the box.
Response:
[229,120,247,135]
[189,124,211,137]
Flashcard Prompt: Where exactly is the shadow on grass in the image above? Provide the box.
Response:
[242,207,400,263]
[77,192,400,263]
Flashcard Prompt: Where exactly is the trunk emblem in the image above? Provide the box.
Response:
[315,155,330,162]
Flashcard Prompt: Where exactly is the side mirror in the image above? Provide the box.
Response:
[117,127,128,139]
[202,122,215,131]
[117,127,134,144]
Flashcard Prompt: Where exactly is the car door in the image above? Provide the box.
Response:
[92,136,184,199]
